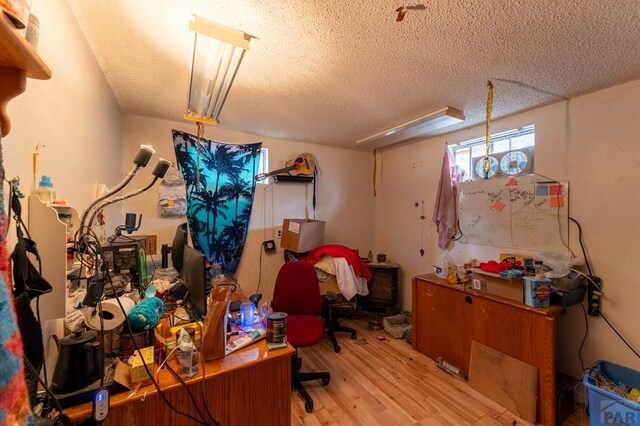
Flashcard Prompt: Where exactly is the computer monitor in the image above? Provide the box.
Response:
[171,223,188,276]
[182,244,207,320]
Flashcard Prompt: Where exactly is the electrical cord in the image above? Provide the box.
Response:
[164,362,210,425]
[166,310,219,425]
[578,303,588,371]
[102,269,207,425]
[193,320,217,425]
[23,357,65,417]
[600,312,640,359]
[255,245,264,293]
[7,183,55,409]
[569,216,639,361]
[569,217,593,276]
[79,227,208,425]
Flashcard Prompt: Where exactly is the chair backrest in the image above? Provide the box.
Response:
[272,261,322,316]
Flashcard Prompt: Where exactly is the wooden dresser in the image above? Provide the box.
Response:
[412,274,566,426]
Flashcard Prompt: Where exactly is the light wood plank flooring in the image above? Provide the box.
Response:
[291,318,589,425]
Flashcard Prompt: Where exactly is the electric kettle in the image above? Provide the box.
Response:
[51,329,102,394]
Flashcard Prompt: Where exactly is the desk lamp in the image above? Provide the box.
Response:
[86,159,171,231]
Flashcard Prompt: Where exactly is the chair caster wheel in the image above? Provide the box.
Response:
[322,376,330,386]
[305,401,314,413]
[334,345,341,353]
[351,333,357,339]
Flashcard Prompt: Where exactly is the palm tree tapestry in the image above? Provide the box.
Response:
[172,129,262,274]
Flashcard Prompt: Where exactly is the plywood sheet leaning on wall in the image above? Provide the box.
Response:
[468,340,538,423]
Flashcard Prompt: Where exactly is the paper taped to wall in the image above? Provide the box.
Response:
[458,178,569,251]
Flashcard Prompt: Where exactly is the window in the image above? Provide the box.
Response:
[450,125,535,182]
[256,148,268,183]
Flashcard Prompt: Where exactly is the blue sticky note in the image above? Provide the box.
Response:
[535,185,549,196]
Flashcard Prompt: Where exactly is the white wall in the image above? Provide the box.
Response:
[121,114,374,303]
[376,79,640,378]
[3,0,123,234]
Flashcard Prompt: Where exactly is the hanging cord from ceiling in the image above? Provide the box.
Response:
[196,121,204,186]
[483,80,493,179]
[372,149,377,197]
[395,4,427,22]
[419,200,425,256]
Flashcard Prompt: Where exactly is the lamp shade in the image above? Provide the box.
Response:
[356,106,465,149]
[185,16,253,125]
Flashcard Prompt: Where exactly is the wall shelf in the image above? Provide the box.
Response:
[0,11,51,136]
[272,174,314,183]
[28,195,80,322]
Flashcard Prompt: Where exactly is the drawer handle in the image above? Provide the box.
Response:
[464,296,473,304]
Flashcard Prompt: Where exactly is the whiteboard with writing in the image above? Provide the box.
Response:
[458,179,569,251]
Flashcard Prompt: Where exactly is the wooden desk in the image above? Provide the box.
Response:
[412,274,565,426]
[64,340,294,425]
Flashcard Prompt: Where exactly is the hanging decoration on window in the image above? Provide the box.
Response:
[172,129,262,274]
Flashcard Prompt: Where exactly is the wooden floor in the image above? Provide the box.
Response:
[291,317,590,426]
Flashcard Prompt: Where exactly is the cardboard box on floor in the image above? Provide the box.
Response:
[280,219,325,253]
[468,268,524,302]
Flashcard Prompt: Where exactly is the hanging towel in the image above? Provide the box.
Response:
[332,257,369,301]
[432,147,458,249]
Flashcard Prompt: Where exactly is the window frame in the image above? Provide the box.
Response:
[449,125,535,182]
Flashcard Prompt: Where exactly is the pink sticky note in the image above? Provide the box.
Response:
[549,185,563,196]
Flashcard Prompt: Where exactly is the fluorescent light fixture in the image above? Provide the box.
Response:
[356,106,465,149]
[184,16,253,125]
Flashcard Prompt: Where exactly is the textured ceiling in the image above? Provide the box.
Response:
[66,0,640,150]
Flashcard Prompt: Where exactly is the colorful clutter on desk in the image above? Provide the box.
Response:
[499,269,525,279]
[479,260,514,273]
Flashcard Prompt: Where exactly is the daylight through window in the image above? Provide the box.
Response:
[450,125,535,182]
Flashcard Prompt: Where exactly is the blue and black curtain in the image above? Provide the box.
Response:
[172,129,261,274]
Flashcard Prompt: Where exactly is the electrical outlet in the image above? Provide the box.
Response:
[588,276,602,316]
[472,279,482,290]
[275,227,282,239]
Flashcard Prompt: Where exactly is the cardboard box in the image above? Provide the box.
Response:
[469,269,524,302]
[524,277,552,308]
[130,346,155,384]
[280,219,325,253]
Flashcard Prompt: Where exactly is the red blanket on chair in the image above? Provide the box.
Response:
[299,245,372,281]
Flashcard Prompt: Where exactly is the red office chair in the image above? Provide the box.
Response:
[272,261,330,413]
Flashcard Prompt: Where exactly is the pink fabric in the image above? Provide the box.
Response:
[432,147,458,249]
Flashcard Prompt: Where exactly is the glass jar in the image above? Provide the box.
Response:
[534,261,544,280]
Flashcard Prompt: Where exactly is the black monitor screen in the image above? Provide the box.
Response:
[171,223,188,276]
[182,245,207,319]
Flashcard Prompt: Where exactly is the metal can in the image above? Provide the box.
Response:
[266,312,287,344]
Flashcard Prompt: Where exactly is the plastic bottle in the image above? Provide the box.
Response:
[534,260,545,280]
[35,175,56,203]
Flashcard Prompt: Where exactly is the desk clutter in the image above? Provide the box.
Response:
[433,251,589,308]
[36,264,280,423]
